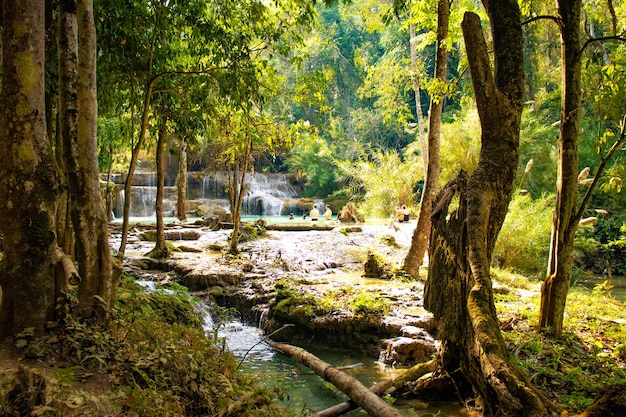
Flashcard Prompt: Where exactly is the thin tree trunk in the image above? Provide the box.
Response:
[57,0,77,259]
[228,130,253,254]
[117,27,160,258]
[409,23,427,169]
[0,0,60,338]
[268,341,404,417]
[403,0,449,277]
[538,0,583,338]
[74,0,118,319]
[148,119,170,259]
[177,140,188,221]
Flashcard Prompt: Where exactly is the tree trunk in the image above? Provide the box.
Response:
[57,0,78,260]
[69,0,119,320]
[148,119,170,259]
[118,82,154,258]
[228,131,253,255]
[538,0,583,338]
[409,23,427,169]
[403,0,449,277]
[314,360,435,417]
[117,29,161,258]
[421,7,557,416]
[0,0,60,338]
[177,140,188,222]
[268,341,404,417]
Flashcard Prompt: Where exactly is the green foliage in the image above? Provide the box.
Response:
[493,193,554,275]
[439,104,481,183]
[7,278,291,417]
[338,148,422,218]
[283,130,340,198]
[349,292,391,317]
[575,215,626,275]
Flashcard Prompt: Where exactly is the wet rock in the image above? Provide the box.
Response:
[125,256,161,271]
[196,203,231,222]
[378,334,438,366]
[176,245,203,253]
[182,272,244,291]
[139,229,201,241]
[363,252,392,279]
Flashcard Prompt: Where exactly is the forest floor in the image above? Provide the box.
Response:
[1,219,625,416]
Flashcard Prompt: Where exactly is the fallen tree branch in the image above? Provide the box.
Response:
[267,340,404,417]
[314,359,436,417]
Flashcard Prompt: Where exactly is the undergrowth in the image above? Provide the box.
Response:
[495,275,626,412]
[1,275,291,417]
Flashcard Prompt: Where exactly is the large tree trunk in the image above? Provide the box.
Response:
[538,0,583,338]
[420,7,557,416]
[176,140,188,222]
[0,0,60,338]
[403,0,449,277]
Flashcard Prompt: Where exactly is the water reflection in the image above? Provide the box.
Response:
[583,276,626,302]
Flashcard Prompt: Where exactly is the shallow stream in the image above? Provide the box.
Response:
[200,307,463,417]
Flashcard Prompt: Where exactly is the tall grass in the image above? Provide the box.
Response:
[338,148,422,218]
[493,192,554,276]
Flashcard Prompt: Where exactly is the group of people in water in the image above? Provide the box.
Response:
[290,204,334,221]
[291,203,410,223]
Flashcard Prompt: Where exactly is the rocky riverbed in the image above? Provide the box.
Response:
[111,219,439,365]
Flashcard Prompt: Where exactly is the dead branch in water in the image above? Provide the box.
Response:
[267,340,404,417]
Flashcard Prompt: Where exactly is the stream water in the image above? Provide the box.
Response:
[199,306,463,417]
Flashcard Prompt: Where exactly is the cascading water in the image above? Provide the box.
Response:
[111,170,300,218]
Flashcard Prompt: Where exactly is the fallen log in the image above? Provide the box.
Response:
[267,340,404,417]
[314,359,435,417]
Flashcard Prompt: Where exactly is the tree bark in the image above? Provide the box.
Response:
[314,360,435,417]
[228,129,253,255]
[421,7,557,416]
[0,0,60,338]
[71,0,119,320]
[148,119,170,259]
[403,0,449,277]
[538,0,583,338]
[268,341,404,417]
[177,140,188,222]
[57,0,78,260]
[409,22,427,169]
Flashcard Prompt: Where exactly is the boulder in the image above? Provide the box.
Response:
[378,331,438,366]
[196,203,231,222]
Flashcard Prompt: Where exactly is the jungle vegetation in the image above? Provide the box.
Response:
[1,0,626,416]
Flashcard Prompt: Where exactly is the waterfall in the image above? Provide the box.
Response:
[112,170,299,218]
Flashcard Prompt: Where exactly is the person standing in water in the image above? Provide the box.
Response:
[310,204,320,221]
[324,205,332,221]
